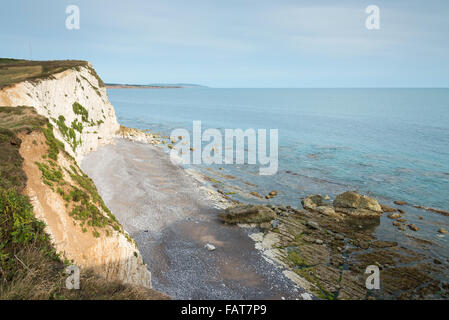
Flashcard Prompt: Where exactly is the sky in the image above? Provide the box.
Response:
[1,0,448,88]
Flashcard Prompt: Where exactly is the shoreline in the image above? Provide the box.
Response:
[81,138,310,299]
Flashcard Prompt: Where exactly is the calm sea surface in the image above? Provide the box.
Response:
[108,88,449,255]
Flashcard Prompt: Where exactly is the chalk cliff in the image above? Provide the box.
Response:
[0,61,151,289]
[0,62,119,163]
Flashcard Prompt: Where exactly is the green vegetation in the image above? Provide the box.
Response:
[288,250,308,268]
[34,110,127,240]
[40,124,65,161]
[0,188,60,276]
[35,162,63,188]
[71,119,83,133]
[67,165,121,232]
[54,115,81,151]
[218,205,277,224]
[72,102,89,123]
[0,107,47,191]
[0,106,47,133]
[295,268,336,300]
[0,107,60,297]
[0,58,105,88]
[0,129,26,191]
[80,75,102,97]
[37,114,124,238]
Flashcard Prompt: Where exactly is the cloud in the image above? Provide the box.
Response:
[264,3,449,57]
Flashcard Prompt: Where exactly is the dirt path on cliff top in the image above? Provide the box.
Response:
[81,138,308,299]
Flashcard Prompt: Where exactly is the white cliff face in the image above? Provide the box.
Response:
[0,63,120,163]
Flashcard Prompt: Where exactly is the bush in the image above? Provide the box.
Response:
[72,102,89,123]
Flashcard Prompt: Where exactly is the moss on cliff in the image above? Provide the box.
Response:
[72,102,89,123]
[53,115,81,151]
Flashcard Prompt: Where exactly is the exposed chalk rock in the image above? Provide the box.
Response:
[0,63,120,164]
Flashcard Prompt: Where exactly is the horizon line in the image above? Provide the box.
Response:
[105,85,449,89]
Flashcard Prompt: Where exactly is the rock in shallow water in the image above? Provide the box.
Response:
[380,204,397,213]
[333,191,383,218]
[302,192,383,219]
[301,195,342,219]
[301,194,324,209]
[265,190,278,199]
[388,213,402,219]
[218,205,277,224]
[249,191,264,199]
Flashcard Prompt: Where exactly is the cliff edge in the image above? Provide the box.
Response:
[0,59,119,163]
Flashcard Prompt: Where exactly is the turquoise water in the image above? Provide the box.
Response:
[108,87,449,267]
[109,88,449,213]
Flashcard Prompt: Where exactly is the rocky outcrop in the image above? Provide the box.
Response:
[246,204,448,300]
[301,194,325,209]
[301,192,383,219]
[117,125,155,144]
[218,204,277,224]
[380,204,397,213]
[0,63,120,163]
[333,191,383,218]
[301,195,342,219]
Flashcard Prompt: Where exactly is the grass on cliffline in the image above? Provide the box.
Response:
[0,58,105,88]
[0,106,163,300]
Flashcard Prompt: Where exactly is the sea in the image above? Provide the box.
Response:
[108,88,449,259]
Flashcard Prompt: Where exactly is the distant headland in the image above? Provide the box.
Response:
[105,83,208,89]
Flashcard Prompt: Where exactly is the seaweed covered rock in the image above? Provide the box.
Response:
[333,191,382,218]
[301,195,341,219]
[301,194,324,209]
[218,205,277,224]
[380,204,397,213]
